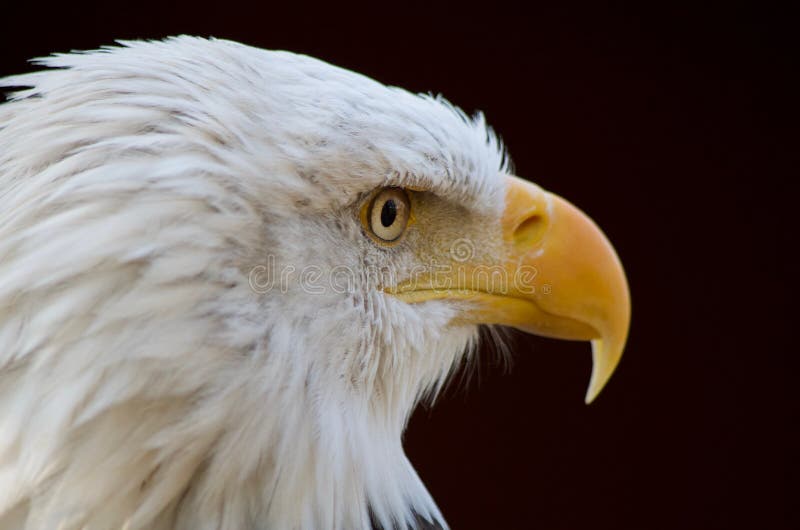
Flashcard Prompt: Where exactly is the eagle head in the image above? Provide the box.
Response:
[0,37,630,529]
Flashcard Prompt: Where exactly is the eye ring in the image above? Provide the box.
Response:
[361,187,411,245]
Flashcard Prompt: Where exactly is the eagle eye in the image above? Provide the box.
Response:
[363,187,411,244]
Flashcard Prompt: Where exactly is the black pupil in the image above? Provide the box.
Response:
[380,199,397,227]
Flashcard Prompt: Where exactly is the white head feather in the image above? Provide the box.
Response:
[0,37,510,529]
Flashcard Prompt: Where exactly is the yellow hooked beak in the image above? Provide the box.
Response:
[390,176,631,403]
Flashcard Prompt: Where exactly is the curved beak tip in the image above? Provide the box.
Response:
[502,176,631,405]
[584,333,627,404]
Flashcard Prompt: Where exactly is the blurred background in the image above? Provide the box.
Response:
[1,3,793,529]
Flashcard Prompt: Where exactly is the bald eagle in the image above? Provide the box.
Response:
[0,37,630,529]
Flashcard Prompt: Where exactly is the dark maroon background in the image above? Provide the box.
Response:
[1,3,794,529]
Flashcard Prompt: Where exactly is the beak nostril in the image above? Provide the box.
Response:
[513,214,546,246]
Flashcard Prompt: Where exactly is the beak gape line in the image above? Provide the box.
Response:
[247,254,540,296]
[390,176,631,403]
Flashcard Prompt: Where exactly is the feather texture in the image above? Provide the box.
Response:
[0,37,507,529]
